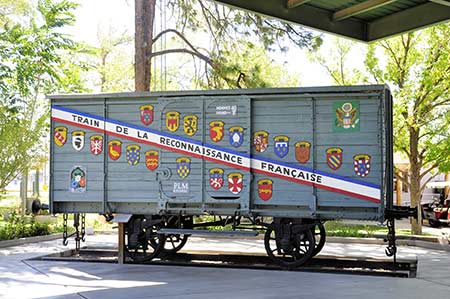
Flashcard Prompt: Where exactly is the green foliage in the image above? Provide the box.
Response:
[365,26,450,179]
[307,37,365,85]
[324,221,380,238]
[0,0,85,191]
[204,42,299,89]
[0,212,50,240]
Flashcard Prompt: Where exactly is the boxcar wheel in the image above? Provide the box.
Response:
[150,216,191,254]
[264,224,315,268]
[312,223,326,256]
[125,218,166,262]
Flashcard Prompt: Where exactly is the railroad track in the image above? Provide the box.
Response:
[31,247,417,278]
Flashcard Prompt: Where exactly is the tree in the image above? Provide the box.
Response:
[307,37,365,85]
[134,0,321,91]
[203,41,299,89]
[366,27,450,234]
[95,25,133,92]
[0,0,85,192]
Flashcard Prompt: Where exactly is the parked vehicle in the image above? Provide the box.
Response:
[422,182,450,227]
[47,85,414,267]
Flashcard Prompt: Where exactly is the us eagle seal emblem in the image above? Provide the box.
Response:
[334,101,360,132]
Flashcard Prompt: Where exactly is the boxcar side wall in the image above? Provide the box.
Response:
[49,86,391,221]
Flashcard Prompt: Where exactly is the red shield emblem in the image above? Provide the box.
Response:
[326,147,343,170]
[108,140,122,161]
[209,121,225,142]
[90,135,103,155]
[209,168,224,190]
[227,172,243,195]
[145,150,159,171]
[258,179,273,201]
[140,105,154,126]
[295,141,310,163]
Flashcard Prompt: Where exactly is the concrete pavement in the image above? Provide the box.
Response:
[1,234,450,299]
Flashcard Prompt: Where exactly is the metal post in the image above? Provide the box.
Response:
[118,222,125,264]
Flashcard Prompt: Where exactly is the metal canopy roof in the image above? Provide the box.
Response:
[213,0,450,41]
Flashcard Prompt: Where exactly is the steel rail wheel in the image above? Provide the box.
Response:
[125,217,166,262]
[264,223,315,268]
[312,223,326,256]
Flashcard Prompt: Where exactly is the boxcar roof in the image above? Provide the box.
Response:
[48,85,389,100]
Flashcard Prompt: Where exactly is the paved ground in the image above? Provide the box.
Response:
[1,234,450,299]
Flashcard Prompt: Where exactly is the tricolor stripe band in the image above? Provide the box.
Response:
[51,106,381,204]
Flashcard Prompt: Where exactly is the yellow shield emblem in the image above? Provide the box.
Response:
[166,111,180,132]
[183,115,198,136]
[54,126,67,147]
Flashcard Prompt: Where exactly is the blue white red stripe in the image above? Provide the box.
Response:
[51,105,381,203]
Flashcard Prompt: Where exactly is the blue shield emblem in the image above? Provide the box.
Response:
[176,157,191,179]
[273,135,289,158]
[229,126,244,147]
[126,145,141,166]
[353,154,371,177]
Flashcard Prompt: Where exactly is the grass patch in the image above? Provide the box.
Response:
[0,212,72,241]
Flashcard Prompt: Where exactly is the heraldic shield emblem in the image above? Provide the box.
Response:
[166,111,180,132]
[183,115,198,136]
[209,168,224,190]
[353,154,371,177]
[72,131,85,151]
[89,135,103,155]
[177,157,191,179]
[126,145,141,166]
[228,172,243,195]
[209,120,225,142]
[274,135,289,158]
[54,126,67,147]
[326,147,343,170]
[145,150,159,171]
[295,141,310,163]
[229,126,244,147]
[108,140,122,161]
[140,105,154,126]
[258,179,273,201]
[253,130,268,153]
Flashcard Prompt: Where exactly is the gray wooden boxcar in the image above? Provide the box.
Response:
[49,85,404,267]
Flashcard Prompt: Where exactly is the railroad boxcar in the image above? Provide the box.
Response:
[48,85,413,267]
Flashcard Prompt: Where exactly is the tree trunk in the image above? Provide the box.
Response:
[135,0,156,92]
[409,126,422,235]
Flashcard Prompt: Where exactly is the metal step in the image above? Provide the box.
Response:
[157,228,259,237]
